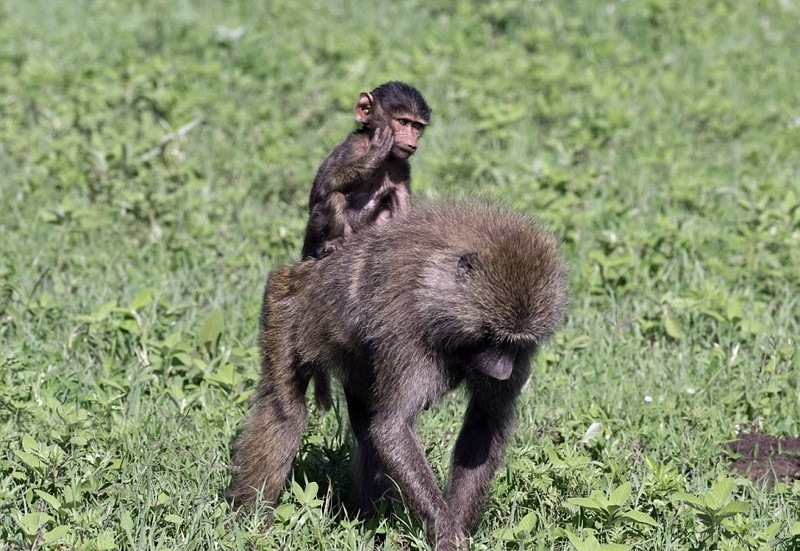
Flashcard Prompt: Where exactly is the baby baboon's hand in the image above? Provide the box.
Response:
[367,126,395,164]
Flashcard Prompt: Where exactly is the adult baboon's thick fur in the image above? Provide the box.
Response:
[230,201,568,550]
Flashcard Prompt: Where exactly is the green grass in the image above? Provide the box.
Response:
[1,0,799,549]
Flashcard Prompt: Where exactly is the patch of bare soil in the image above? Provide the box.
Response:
[729,434,800,486]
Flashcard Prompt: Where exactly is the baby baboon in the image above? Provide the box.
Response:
[301,81,431,259]
[230,202,568,550]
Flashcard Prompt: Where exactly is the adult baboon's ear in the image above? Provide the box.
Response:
[456,252,479,278]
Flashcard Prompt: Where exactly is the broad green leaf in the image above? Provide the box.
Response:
[608,482,631,507]
[117,319,140,335]
[514,511,537,534]
[34,489,61,511]
[495,527,516,542]
[740,319,769,333]
[163,331,183,348]
[725,298,743,321]
[568,335,592,349]
[63,486,82,504]
[672,492,705,509]
[589,490,610,509]
[716,501,750,518]
[206,363,242,387]
[273,503,295,522]
[21,434,38,453]
[566,497,603,512]
[303,481,319,502]
[663,313,685,340]
[236,389,254,404]
[706,477,735,510]
[43,525,70,543]
[131,288,156,310]
[198,309,224,348]
[91,530,116,550]
[292,481,304,502]
[790,522,800,536]
[13,449,44,469]
[565,531,600,551]
[760,522,781,540]
[173,352,194,365]
[587,250,609,267]
[619,510,659,527]
[545,446,568,468]
[37,208,60,224]
[100,377,126,391]
[93,301,118,322]
[702,309,727,323]
[17,512,53,536]
[120,510,133,533]
[169,382,185,400]
[668,298,697,310]
[164,514,183,524]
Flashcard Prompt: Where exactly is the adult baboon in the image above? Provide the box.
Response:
[231,201,568,550]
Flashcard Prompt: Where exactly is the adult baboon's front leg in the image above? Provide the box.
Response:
[370,412,465,550]
[444,398,515,535]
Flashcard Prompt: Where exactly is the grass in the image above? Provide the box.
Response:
[1,0,799,549]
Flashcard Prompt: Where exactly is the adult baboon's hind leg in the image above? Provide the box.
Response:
[344,389,388,515]
[229,334,310,510]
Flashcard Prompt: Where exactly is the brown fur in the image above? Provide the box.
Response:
[301,81,431,259]
[230,201,568,550]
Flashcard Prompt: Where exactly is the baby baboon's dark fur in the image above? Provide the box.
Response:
[230,201,568,550]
